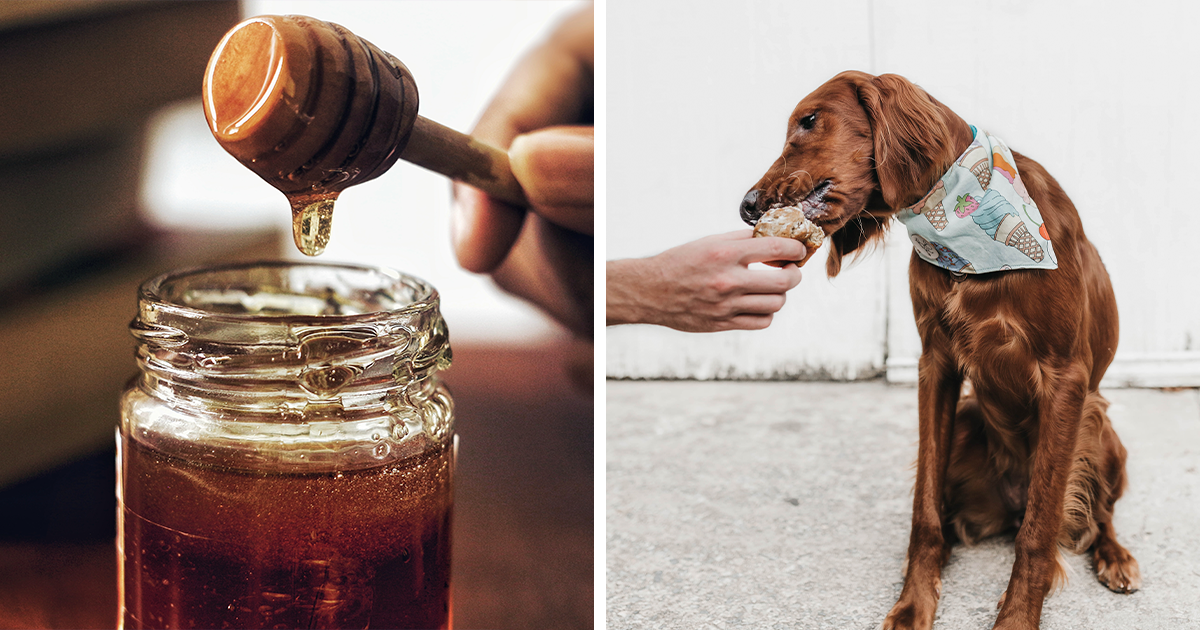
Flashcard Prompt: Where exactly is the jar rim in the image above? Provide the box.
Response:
[129,260,453,424]
[125,259,455,471]
[138,259,438,325]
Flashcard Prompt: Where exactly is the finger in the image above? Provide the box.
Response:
[488,214,593,337]
[451,186,526,273]
[710,228,754,241]
[508,126,594,234]
[730,265,804,294]
[720,313,775,331]
[736,236,807,266]
[726,292,787,316]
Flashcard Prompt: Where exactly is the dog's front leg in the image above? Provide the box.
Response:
[882,345,961,630]
[992,366,1088,630]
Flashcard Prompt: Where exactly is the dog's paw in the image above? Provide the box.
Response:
[1094,543,1141,594]
[879,603,934,630]
[879,587,939,630]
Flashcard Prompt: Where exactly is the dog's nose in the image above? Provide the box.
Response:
[740,189,761,225]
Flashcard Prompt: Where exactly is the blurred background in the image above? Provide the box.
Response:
[0,1,592,628]
[606,0,1200,387]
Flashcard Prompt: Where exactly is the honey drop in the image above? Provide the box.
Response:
[289,193,338,256]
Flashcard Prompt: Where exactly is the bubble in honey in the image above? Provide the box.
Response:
[288,193,338,256]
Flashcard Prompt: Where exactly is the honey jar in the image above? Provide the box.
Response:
[119,261,454,629]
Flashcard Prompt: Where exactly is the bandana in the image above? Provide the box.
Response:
[895,126,1057,274]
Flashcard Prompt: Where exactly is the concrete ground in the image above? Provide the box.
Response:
[606,381,1200,629]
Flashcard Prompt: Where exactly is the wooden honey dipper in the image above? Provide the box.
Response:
[202,14,528,256]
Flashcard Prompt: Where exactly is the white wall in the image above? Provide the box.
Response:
[607,1,888,380]
[142,0,586,343]
[607,0,1200,386]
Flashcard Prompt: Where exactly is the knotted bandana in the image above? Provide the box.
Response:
[896,126,1057,274]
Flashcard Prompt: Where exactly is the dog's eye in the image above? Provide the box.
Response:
[798,113,817,131]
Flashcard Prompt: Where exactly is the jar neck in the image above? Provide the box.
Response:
[131,262,452,419]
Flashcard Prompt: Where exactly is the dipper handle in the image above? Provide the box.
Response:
[404,116,527,207]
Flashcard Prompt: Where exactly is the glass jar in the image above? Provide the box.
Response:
[117,261,455,630]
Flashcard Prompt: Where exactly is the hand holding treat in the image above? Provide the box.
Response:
[751,204,825,267]
[607,230,805,332]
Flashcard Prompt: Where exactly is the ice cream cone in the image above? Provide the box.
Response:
[1005,222,1045,262]
[971,160,991,189]
[908,181,949,231]
[926,202,948,230]
[959,142,992,190]
[992,213,1045,262]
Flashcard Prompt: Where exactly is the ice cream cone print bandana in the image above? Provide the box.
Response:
[896,126,1057,274]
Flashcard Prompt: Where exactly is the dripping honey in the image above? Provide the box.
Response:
[288,193,338,257]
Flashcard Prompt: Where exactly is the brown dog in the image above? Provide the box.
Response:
[740,71,1139,630]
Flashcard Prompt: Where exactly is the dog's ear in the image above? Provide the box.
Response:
[854,74,955,210]
[826,190,891,277]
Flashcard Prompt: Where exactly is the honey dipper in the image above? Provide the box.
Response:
[202,14,529,256]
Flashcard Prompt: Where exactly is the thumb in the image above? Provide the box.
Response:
[509,125,594,234]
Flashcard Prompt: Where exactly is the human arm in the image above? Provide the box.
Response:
[607,230,806,332]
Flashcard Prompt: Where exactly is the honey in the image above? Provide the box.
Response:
[119,437,452,630]
[288,193,338,257]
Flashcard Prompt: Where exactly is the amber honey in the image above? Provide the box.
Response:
[119,436,452,630]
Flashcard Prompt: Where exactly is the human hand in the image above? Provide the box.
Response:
[451,4,593,338]
[606,230,807,332]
